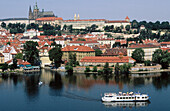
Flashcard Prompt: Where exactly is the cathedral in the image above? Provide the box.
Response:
[29,2,55,20]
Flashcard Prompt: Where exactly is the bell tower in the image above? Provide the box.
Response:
[33,2,39,19]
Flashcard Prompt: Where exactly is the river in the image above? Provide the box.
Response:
[0,69,170,111]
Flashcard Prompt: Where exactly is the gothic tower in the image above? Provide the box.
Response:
[33,2,39,19]
[29,6,33,20]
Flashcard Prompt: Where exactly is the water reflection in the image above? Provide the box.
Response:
[49,72,63,96]
[103,101,150,108]
[24,74,41,99]
[0,70,170,99]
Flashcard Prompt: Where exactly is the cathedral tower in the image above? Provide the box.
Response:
[29,6,33,20]
[33,2,39,19]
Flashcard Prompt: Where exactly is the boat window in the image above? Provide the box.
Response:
[117,97,119,99]
[132,97,134,99]
[123,97,125,99]
[109,96,113,97]
[126,97,128,99]
[129,97,132,99]
[145,97,147,99]
[142,97,144,99]
[137,97,140,99]
[120,97,122,99]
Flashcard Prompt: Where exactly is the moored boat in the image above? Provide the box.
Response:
[102,92,150,102]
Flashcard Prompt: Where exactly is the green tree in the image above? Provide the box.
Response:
[95,49,102,56]
[92,66,97,72]
[152,49,170,69]
[65,64,73,74]
[144,60,151,66]
[15,53,23,59]
[85,66,91,73]
[23,41,40,66]
[132,48,145,63]
[7,42,10,45]
[49,44,63,68]
[103,62,112,75]
[1,63,8,72]
[114,63,120,75]
[77,38,86,41]
[125,25,130,31]
[68,25,73,33]
[1,22,6,28]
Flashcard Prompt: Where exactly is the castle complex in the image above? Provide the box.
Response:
[0,2,131,30]
[29,2,55,20]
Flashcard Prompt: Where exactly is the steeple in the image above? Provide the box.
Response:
[74,14,77,20]
[34,2,39,10]
[77,14,80,20]
[29,6,33,20]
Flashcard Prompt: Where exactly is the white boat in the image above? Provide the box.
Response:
[38,81,43,86]
[102,92,150,102]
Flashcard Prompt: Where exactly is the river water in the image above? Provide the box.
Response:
[0,70,170,111]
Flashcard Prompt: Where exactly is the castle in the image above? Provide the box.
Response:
[29,2,55,20]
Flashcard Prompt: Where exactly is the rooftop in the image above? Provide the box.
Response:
[62,46,95,52]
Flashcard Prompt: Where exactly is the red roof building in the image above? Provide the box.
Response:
[80,56,136,66]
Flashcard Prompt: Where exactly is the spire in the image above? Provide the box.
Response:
[34,2,39,10]
[77,14,80,20]
[74,14,77,20]
[29,6,32,13]
[29,5,33,20]
[125,16,130,22]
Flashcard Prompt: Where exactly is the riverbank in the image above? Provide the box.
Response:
[130,68,170,74]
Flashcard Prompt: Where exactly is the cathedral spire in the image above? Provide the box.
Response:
[29,5,33,20]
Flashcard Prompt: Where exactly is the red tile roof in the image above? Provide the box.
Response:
[128,44,159,48]
[62,46,95,52]
[80,56,136,63]
[0,53,4,57]
[36,17,63,21]
[161,42,170,45]
[102,48,127,56]
[125,16,130,20]
[69,41,99,44]
[64,19,106,22]
[106,20,129,23]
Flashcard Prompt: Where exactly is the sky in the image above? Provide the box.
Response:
[0,0,169,22]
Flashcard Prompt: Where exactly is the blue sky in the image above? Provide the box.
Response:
[1,0,169,22]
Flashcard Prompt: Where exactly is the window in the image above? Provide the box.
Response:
[117,97,119,99]
[123,97,125,99]
[132,97,134,99]
[142,97,144,99]
[129,97,132,99]
[126,97,128,99]
[137,97,140,99]
[120,97,122,99]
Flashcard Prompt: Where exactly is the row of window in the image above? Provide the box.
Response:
[117,97,147,99]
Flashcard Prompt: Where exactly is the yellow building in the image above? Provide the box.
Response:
[62,46,95,62]
[127,44,159,61]
[0,53,4,63]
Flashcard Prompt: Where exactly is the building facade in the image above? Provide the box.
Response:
[127,44,160,61]
[80,55,136,66]
[62,46,95,62]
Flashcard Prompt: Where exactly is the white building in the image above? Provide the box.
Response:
[2,45,19,62]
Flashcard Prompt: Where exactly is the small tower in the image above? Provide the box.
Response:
[29,6,33,20]
[125,16,130,22]
[74,14,77,20]
[77,14,80,20]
